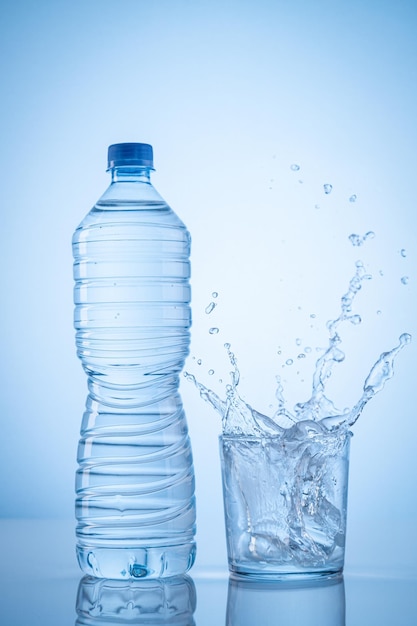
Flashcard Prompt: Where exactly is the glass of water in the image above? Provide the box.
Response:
[219,429,351,580]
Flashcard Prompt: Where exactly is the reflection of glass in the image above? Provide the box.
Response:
[226,574,345,626]
[76,575,196,625]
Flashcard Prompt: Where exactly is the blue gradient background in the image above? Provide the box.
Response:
[1,0,416,574]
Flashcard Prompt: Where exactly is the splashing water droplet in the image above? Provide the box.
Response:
[401,276,409,285]
[297,353,306,359]
[296,338,302,346]
[197,359,202,365]
[323,184,333,194]
[286,359,294,366]
[349,231,375,247]
[209,327,219,335]
[314,204,320,210]
[212,292,218,298]
[310,313,316,319]
[305,347,312,354]
[208,369,214,375]
[400,249,407,258]
[290,164,300,171]
[349,194,357,203]
[349,314,362,325]
[205,302,216,314]
[377,310,382,315]
[349,234,361,247]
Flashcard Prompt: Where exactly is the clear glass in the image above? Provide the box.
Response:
[73,162,196,579]
[219,431,351,580]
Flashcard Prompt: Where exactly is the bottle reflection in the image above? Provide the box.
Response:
[76,574,196,625]
[226,574,345,626]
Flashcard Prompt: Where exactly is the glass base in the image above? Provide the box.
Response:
[229,563,343,583]
[77,543,196,579]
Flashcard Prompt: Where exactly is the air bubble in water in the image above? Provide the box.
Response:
[209,327,219,334]
[290,164,300,171]
[323,184,333,194]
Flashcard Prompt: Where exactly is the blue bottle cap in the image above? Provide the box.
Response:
[107,143,154,169]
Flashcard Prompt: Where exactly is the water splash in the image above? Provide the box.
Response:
[290,164,300,171]
[348,231,375,247]
[185,262,411,437]
[323,184,333,195]
[349,194,357,203]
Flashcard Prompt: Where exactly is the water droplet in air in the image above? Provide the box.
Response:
[224,342,231,349]
[286,359,294,366]
[212,292,218,298]
[400,333,412,345]
[209,327,219,334]
[205,302,216,314]
[208,369,214,375]
[349,194,357,202]
[310,313,316,319]
[400,249,407,258]
[290,164,300,171]
[297,353,306,359]
[377,310,382,315]
[295,338,302,346]
[349,234,361,247]
[323,184,333,194]
[350,314,362,325]
[314,204,320,210]
[401,276,409,285]
[197,359,202,365]
[305,346,312,353]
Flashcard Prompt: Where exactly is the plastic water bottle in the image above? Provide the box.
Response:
[72,143,196,579]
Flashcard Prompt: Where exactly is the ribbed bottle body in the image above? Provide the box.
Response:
[73,183,196,579]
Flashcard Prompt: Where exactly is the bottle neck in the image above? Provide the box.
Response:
[110,166,153,184]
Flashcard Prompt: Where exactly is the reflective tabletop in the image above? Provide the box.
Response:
[1,520,416,625]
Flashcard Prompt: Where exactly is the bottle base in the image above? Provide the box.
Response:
[76,543,197,579]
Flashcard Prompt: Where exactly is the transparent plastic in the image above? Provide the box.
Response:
[72,144,196,579]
